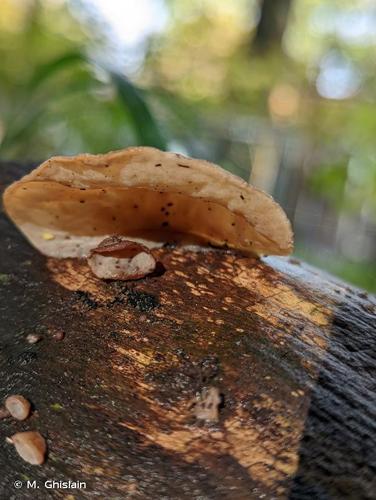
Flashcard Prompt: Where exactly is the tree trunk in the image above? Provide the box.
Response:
[253,0,292,52]
[0,162,375,499]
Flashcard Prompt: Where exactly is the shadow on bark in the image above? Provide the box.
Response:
[289,298,376,499]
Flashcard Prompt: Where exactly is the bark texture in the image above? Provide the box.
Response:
[0,162,375,499]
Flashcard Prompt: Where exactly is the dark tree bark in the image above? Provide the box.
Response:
[0,162,375,499]
[253,0,292,52]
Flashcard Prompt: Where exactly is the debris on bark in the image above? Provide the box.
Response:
[26,333,42,344]
[4,395,31,421]
[0,408,10,419]
[6,431,47,465]
[52,330,65,341]
[192,387,222,423]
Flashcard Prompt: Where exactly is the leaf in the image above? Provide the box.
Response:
[50,403,63,411]
[1,52,88,153]
[111,72,167,150]
[0,52,167,156]
[308,162,348,210]
[28,51,86,90]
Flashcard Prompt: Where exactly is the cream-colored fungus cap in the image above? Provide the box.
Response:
[3,147,293,258]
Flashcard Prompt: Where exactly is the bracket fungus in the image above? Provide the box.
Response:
[88,236,156,280]
[3,147,293,258]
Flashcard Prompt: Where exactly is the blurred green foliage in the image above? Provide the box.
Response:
[309,163,348,210]
[0,1,165,158]
[0,0,375,291]
[296,246,376,294]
